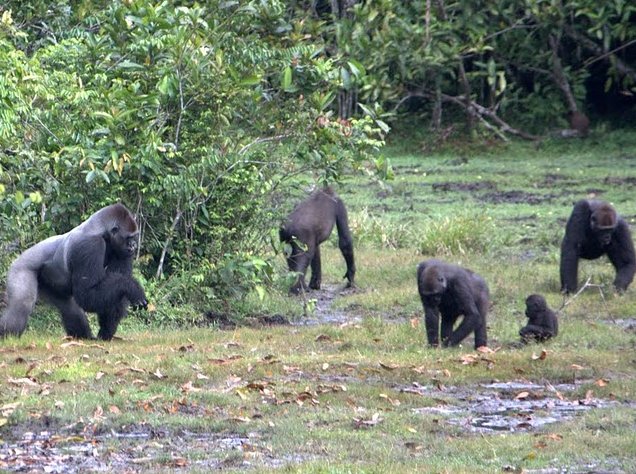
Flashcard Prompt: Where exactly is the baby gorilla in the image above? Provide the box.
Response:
[519,294,558,343]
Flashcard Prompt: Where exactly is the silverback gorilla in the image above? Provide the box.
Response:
[279,187,355,294]
[560,199,636,293]
[519,294,558,343]
[0,204,148,340]
[417,259,489,349]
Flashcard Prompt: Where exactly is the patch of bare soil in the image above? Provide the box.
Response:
[480,190,555,205]
[432,181,496,192]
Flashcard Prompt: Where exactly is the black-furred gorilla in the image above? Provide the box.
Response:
[560,199,636,293]
[0,204,148,340]
[279,187,355,294]
[417,259,489,349]
[519,294,558,343]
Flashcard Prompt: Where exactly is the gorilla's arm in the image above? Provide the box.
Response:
[606,220,636,292]
[443,279,482,347]
[70,236,147,312]
[560,200,590,293]
[417,262,441,346]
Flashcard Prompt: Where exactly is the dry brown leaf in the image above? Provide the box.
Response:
[353,412,383,429]
[8,377,38,387]
[95,372,105,380]
[595,378,609,387]
[571,364,585,370]
[515,391,530,400]
[379,362,399,370]
[315,334,332,342]
[532,349,548,360]
[476,345,494,353]
[409,317,420,328]
[152,369,165,379]
[60,341,85,348]
[109,405,121,414]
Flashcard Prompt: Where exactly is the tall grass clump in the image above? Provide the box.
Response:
[417,213,500,256]
[349,208,416,249]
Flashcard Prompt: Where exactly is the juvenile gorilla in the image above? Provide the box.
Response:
[560,199,636,293]
[0,204,148,340]
[519,294,558,343]
[417,259,489,349]
[279,187,355,294]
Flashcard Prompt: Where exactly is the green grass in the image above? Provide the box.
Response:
[2,130,636,472]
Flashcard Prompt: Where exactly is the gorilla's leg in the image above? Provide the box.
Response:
[0,267,38,337]
[308,245,322,290]
[96,301,127,340]
[473,318,488,348]
[335,200,355,286]
[473,298,489,347]
[40,288,93,339]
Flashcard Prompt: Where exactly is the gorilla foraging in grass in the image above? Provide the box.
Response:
[279,187,355,294]
[519,294,558,343]
[0,203,148,340]
[417,259,489,349]
[560,199,636,294]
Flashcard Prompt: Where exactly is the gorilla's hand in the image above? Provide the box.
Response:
[131,298,148,311]
[128,281,148,310]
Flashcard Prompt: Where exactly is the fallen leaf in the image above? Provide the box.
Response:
[152,369,165,379]
[315,334,332,342]
[409,317,420,329]
[571,364,585,370]
[476,345,494,353]
[8,377,38,387]
[515,391,530,400]
[379,362,398,371]
[594,378,609,387]
[109,405,121,414]
[95,372,105,380]
[532,349,548,360]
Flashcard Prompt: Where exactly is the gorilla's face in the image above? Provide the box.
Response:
[595,228,613,246]
[110,227,138,257]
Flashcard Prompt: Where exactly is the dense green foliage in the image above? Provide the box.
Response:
[0,0,634,317]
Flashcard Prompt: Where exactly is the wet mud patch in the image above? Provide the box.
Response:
[401,380,619,434]
[431,181,496,192]
[480,190,555,205]
[292,284,362,326]
[603,318,636,332]
[203,312,290,330]
[603,176,636,187]
[0,427,300,473]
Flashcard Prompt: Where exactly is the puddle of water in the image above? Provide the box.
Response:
[603,318,636,331]
[402,381,617,434]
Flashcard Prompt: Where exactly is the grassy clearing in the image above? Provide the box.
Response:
[2,131,636,472]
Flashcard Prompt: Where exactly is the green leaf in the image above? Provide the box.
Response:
[282,66,293,91]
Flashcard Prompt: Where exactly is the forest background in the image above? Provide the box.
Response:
[1,0,635,323]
